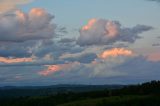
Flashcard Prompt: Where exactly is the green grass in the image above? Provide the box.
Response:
[57,95,160,106]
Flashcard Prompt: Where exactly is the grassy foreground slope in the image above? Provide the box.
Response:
[58,95,160,106]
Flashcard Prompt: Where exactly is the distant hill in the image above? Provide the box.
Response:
[0,84,124,98]
[0,81,160,106]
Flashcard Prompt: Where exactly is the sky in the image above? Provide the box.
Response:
[0,0,160,86]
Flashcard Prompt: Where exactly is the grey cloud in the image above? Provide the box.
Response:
[0,40,37,57]
[147,0,160,3]
[0,65,45,86]
[58,38,76,44]
[0,8,56,42]
[152,43,160,47]
[56,26,68,34]
[1,55,160,85]
[62,53,97,63]
[56,56,160,84]
[0,39,54,58]
[77,19,153,46]
[114,56,160,80]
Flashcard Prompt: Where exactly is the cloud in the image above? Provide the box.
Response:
[58,38,76,44]
[77,19,153,46]
[60,53,97,63]
[98,48,134,59]
[37,47,134,78]
[0,8,57,58]
[59,46,106,63]
[39,48,134,78]
[147,0,160,3]
[0,56,34,64]
[152,43,160,47]
[38,65,61,76]
[1,52,160,85]
[38,62,80,76]
[147,52,160,62]
[0,0,32,13]
[114,56,160,83]
[0,8,56,42]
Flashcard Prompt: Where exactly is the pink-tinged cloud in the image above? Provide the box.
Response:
[30,8,45,16]
[147,52,160,62]
[0,0,32,13]
[38,62,80,76]
[105,21,119,38]
[0,8,55,42]
[82,19,118,38]
[77,18,153,46]
[82,19,97,31]
[38,65,61,76]
[81,19,119,39]
[0,57,33,64]
[15,10,26,22]
[98,48,133,59]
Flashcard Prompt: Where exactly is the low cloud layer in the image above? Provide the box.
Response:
[77,19,153,46]
[0,56,33,64]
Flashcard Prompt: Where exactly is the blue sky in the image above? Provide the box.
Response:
[21,0,160,26]
[0,0,160,86]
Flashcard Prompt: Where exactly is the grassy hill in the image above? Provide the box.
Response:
[58,95,160,106]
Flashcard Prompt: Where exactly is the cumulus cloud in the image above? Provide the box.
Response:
[0,8,55,42]
[98,48,134,59]
[77,19,153,46]
[0,0,32,13]
[39,48,134,78]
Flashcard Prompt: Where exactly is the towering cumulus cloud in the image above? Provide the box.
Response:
[0,8,55,42]
[77,19,153,46]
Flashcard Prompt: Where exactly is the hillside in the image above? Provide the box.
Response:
[0,81,160,106]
